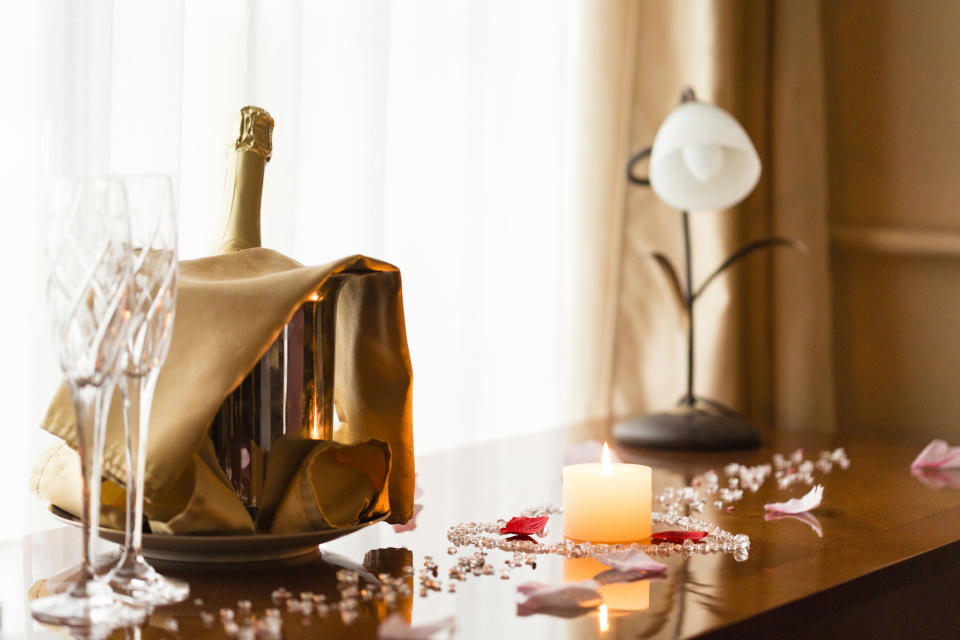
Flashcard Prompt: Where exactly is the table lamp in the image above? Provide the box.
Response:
[613,88,804,451]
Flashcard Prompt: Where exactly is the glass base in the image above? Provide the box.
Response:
[109,555,189,606]
[31,579,147,629]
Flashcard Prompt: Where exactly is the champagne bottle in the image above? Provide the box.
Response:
[207,107,337,516]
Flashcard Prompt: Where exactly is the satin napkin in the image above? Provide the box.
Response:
[30,249,414,533]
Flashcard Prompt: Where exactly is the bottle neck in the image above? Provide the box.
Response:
[217,149,265,254]
[216,105,273,255]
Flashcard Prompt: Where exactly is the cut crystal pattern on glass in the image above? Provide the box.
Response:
[107,175,189,606]
[33,177,146,631]
[45,181,131,388]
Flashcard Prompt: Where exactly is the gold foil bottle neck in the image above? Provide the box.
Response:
[217,105,274,254]
[230,106,274,161]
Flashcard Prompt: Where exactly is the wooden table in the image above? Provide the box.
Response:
[2,425,959,639]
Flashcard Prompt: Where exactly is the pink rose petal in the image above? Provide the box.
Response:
[378,612,455,639]
[911,439,960,471]
[592,549,667,576]
[911,467,960,490]
[764,484,823,514]
[391,503,423,534]
[563,440,622,467]
[516,581,602,617]
[764,510,823,537]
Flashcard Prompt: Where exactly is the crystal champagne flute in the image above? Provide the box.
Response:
[107,175,188,604]
[31,177,147,629]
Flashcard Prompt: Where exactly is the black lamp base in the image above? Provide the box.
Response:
[612,400,762,451]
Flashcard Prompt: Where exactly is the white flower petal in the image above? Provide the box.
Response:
[764,484,823,514]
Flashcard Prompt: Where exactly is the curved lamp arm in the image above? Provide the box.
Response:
[626,88,697,187]
[626,147,652,186]
[692,237,809,301]
[648,252,686,312]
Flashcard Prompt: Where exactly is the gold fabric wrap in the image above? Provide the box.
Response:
[31,249,414,533]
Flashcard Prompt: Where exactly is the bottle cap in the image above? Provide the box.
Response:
[230,106,274,161]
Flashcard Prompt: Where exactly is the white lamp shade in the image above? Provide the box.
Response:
[648,102,761,212]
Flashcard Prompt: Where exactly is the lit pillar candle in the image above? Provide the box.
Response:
[563,443,651,542]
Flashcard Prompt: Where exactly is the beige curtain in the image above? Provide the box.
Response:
[609,0,837,433]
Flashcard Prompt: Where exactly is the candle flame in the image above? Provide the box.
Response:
[601,441,612,474]
[310,408,320,439]
[598,604,609,632]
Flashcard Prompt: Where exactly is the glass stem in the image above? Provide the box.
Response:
[69,381,107,593]
[131,368,160,556]
[119,375,137,557]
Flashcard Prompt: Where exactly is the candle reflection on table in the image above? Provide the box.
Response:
[598,603,609,632]
[563,557,650,612]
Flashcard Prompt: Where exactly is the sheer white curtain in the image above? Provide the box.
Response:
[0,0,633,540]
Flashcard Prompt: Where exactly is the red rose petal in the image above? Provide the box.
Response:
[651,530,708,544]
[500,516,549,536]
